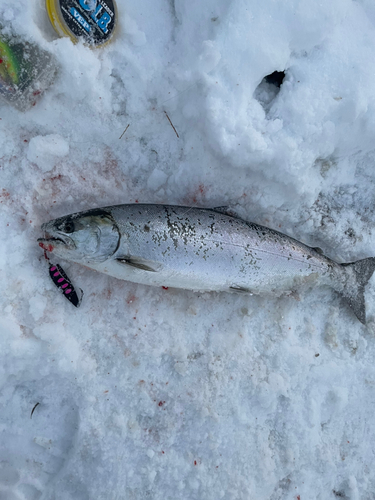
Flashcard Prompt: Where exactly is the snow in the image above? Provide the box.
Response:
[27,135,70,172]
[1,0,375,499]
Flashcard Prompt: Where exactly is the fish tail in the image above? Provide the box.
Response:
[339,257,375,324]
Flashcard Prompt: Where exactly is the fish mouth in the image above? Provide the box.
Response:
[38,236,65,244]
[37,230,74,251]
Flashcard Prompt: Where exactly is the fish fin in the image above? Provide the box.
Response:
[230,285,253,295]
[312,247,323,254]
[339,257,375,324]
[116,256,159,272]
[212,206,239,218]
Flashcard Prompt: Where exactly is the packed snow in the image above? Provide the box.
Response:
[1,0,375,498]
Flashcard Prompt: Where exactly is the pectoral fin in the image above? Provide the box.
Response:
[116,256,160,272]
[230,285,253,295]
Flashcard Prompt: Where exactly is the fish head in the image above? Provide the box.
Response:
[38,210,120,264]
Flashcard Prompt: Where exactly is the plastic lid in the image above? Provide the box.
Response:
[46,0,117,47]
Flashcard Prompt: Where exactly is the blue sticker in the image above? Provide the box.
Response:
[79,0,97,11]
[59,0,116,45]
[97,12,111,33]
[70,7,91,32]
[91,6,112,34]
[90,4,102,19]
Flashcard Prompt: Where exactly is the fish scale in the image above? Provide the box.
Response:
[108,205,335,294]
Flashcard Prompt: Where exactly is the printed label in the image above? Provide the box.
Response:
[59,0,116,46]
[70,7,91,32]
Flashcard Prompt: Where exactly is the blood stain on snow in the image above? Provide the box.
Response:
[126,294,136,304]
[192,184,207,203]
[39,242,54,252]
[50,174,63,182]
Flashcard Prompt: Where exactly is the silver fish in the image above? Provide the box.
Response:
[38,204,375,323]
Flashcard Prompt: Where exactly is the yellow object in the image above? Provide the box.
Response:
[46,0,76,43]
[45,0,118,47]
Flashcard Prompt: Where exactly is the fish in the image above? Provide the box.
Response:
[37,204,375,324]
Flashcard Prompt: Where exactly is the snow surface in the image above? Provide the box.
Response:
[1,0,375,498]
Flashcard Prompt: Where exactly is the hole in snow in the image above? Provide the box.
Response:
[254,70,286,113]
[264,71,286,88]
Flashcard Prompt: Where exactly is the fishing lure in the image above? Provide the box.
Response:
[40,244,83,307]
[0,39,20,85]
[0,31,58,111]
[48,262,82,307]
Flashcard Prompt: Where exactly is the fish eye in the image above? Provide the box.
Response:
[63,221,75,234]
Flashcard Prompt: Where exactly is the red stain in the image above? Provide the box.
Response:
[194,461,197,466]
[50,174,62,181]
[0,59,3,64]
[192,184,207,203]
[126,294,136,304]
[297,496,300,500]
[39,242,54,252]
[162,286,168,290]
[158,401,164,407]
